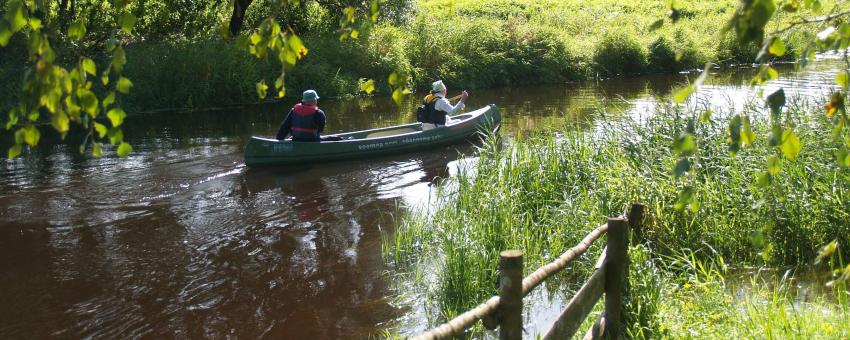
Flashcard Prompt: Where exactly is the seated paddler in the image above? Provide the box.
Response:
[420,80,468,131]
[276,89,331,142]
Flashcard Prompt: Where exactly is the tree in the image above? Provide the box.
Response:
[0,0,408,159]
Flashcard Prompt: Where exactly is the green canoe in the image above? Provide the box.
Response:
[244,104,501,166]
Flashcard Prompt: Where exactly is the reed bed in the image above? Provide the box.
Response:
[385,97,850,336]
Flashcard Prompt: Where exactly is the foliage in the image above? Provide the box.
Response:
[1,0,137,159]
[387,97,850,323]
[593,31,648,77]
[669,0,850,213]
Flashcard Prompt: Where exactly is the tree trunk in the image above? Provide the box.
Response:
[229,0,253,36]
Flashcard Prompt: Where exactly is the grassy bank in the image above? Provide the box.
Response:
[384,97,850,335]
[0,0,821,114]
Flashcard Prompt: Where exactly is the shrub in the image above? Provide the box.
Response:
[593,32,647,77]
[648,31,708,73]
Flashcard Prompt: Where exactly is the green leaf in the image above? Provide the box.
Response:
[287,34,307,60]
[728,115,742,154]
[107,108,127,127]
[28,17,41,31]
[14,128,25,144]
[766,88,786,115]
[673,133,697,156]
[217,21,230,40]
[6,0,27,33]
[119,13,137,34]
[837,72,849,89]
[102,92,115,109]
[249,32,262,45]
[101,66,111,85]
[392,88,404,106]
[117,77,133,94]
[727,0,776,44]
[92,142,103,157]
[65,96,80,118]
[274,76,285,98]
[116,142,133,157]
[78,89,99,117]
[94,122,108,138]
[387,72,399,86]
[649,19,664,31]
[52,112,70,134]
[762,243,773,263]
[699,108,713,123]
[835,148,850,168]
[113,47,127,73]
[782,0,800,12]
[748,229,766,248]
[343,6,356,23]
[674,186,695,211]
[106,34,117,52]
[359,79,375,94]
[674,85,694,103]
[23,125,40,147]
[757,172,773,187]
[741,117,756,146]
[108,127,124,145]
[8,144,22,159]
[256,80,268,99]
[0,21,11,46]
[753,65,779,84]
[768,37,785,56]
[82,58,96,76]
[767,155,781,174]
[68,20,86,40]
[780,129,801,160]
[674,158,690,177]
[279,48,296,66]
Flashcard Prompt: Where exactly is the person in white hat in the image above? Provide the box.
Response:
[276,89,339,141]
[420,80,469,131]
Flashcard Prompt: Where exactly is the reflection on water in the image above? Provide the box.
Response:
[0,58,844,338]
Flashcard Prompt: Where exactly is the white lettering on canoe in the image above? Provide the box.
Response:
[358,134,444,150]
[273,143,294,152]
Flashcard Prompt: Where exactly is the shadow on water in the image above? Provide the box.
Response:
[0,57,845,338]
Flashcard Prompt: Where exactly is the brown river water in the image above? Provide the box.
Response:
[0,57,843,338]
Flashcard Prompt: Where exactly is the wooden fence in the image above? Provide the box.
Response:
[411,203,647,340]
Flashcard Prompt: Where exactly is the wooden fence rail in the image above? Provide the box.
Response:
[411,203,646,340]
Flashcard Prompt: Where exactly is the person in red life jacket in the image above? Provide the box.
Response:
[276,89,330,142]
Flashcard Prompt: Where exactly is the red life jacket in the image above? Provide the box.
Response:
[291,103,319,139]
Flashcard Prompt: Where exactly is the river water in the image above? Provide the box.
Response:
[0,57,843,338]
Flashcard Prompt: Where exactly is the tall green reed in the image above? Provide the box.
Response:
[387,97,850,326]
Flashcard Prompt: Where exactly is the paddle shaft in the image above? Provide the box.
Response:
[447,94,464,102]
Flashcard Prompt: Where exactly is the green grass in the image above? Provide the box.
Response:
[384,97,850,335]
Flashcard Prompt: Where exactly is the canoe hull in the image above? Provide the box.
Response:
[244,104,501,166]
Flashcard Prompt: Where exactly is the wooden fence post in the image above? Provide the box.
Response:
[628,203,647,245]
[499,250,523,340]
[605,217,629,339]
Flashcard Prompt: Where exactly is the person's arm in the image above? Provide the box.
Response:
[275,111,294,140]
[315,109,326,135]
[434,95,466,115]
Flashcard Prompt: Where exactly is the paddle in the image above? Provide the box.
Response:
[447,93,464,102]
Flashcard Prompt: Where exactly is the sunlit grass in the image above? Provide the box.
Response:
[385,96,850,335]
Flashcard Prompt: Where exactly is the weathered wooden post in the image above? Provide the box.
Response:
[499,250,524,340]
[628,203,647,245]
[605,217,629,339]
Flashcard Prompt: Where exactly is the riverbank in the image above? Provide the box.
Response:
[0,0,817,114]
[386,95,850,337]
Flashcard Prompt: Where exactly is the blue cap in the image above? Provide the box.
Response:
[302,89,319,102]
